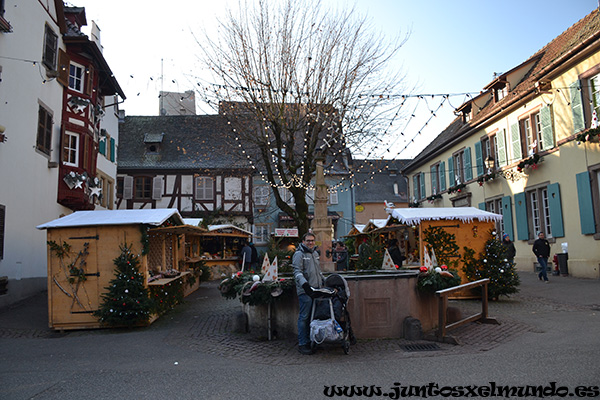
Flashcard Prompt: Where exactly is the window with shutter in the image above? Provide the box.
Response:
[123,176,133,200]
[152,176,163,200]
[329,189,338,205]
[440,161,446,191]
[576,170,598,235]
[474,141,484,177]
[464,146,473,181]
[36,104,53,156]
[42,24,58,71]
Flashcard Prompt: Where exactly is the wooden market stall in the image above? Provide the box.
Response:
[36,208,201,330]
[384,207,503,287]
[198,224,252,277]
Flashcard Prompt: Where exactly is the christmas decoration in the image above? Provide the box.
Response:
[218,271,295,306]
[94,243,154,327]
[576,127,600,144]
[422,225,460,270]
[417,263,460,293]
[381,248,396,270]
[462,229,520,300]
[262,256,278,281]
[516,153,543,172]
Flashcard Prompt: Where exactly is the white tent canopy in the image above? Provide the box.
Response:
[37,209,183,229]
[386,207,502,226]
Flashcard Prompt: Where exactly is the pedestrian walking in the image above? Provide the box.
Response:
[502,233,516,264]
[532,232,551,282]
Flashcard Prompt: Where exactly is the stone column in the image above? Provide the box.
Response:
[312,155,334,272]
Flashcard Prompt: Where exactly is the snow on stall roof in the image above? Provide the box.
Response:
[208,224,253,235]
[386,207,502,225]
[36,209,183,229]
[183,218,203,227]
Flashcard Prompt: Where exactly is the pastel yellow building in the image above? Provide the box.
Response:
[403,10,600,278]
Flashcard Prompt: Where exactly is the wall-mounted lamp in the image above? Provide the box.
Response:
[484,156,495,172]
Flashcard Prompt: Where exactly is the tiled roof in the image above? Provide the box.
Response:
[353,159,410,203]
[404,9,600,172]
[118,115,252,171]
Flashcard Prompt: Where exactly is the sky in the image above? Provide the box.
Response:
[69,0,599,159]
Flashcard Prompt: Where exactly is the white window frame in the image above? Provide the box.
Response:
[278,187,295,205]
[528,186,552,238]
[69,62,84,93]
[195,177,214,200]
[486,198,505,235]
[254,224,271,245]
[253,185,270,207]
[453,151,465,184]
[63,131,79,167]
[328,189,338,205]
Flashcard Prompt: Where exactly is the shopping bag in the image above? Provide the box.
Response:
[310,318,343,344]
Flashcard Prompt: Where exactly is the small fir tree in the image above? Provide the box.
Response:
[463,230,520,300]
[94,244,153,327]
[422,226,460,269]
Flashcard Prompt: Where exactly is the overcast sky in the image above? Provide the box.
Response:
[69,0,599,158]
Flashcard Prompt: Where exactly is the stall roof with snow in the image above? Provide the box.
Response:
[386,207,502,226]
[37,209,184,229]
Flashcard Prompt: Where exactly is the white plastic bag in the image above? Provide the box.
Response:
[310,318,343,344]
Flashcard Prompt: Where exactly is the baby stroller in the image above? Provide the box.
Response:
[309,274,354,354]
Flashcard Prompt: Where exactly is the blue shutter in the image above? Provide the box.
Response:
[110,138,116,162]
[547,183,564,238]
[540,105,555,151]
[440,161,446,191]
[497,129,507,167]
[99,137,106,155]
[420,172,426,199]
[430,166,437,194]
[474,141,484,177]
[576,171,596,234]
[464,146,473,181]
[510,122,522,161]
[514,192,529,240]
[570,81,585,133]
[448,157,454,187]
[502,195,515,241]
[478,202,486,210]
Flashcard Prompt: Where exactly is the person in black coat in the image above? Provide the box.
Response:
[387,239,405,268]
[532,232,551,282]
[501,233,516,264]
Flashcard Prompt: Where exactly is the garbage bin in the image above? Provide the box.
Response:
[556,253,568,276]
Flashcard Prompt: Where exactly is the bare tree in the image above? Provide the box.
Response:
[196,0,407,237]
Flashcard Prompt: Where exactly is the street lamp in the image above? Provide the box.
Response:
[484,156,495,174]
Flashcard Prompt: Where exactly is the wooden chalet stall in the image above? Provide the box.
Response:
[385,207,503,286]
[37,209,194,330]
[199,224,252,278]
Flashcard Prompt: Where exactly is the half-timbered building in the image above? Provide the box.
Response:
[117,115,253,228]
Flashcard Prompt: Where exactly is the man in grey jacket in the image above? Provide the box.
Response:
[292,232,325,355]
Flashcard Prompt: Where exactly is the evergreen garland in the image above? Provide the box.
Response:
[218,271,295,306]
[462,230,520,300]
[94,244,154,327]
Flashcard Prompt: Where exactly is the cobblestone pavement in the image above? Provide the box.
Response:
[1,271,598,367]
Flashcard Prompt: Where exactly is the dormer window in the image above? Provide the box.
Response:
[495,85,508,102]
[143,132,164,154]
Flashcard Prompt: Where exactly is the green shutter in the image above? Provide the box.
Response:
[540,105,555,151]
[430,166,437,194]
[510,122,522,161]
[576,171,596,234]
[547,183,564,238]
[478,202,486,210]
[497,129,507,167]
[440,161,446,191]
[474,141,484,177]
[448,157,455,186]
[570,80,585,133]
[110,138,116,162]
[464,146,473,181]
[514,192,529,240]
[420,172,426,199]
[502,195,514,241]
[99,137,106,155]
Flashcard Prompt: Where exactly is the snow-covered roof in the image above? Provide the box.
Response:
[37,209,183,229]
[208,224,253,236]
[386,207,502,225]
[352,224,366,234]
[183,218,203,227]
[366,218,390,230]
